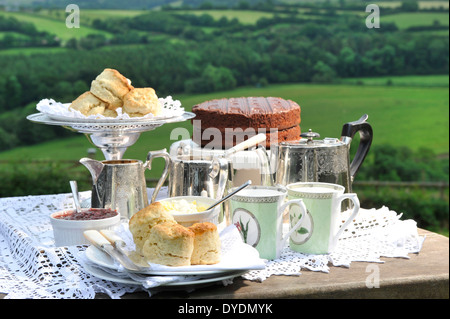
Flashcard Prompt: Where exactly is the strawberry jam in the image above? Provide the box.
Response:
[54,208,118,221]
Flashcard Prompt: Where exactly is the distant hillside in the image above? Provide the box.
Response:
[2,0,270,9]
[1,0,178,9]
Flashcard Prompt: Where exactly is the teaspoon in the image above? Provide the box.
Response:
[205,180,252,211]
[69,180,82,213]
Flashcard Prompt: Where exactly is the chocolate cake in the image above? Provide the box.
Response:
[192,97,301,149]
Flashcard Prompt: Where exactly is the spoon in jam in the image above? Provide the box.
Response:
[70,180,82,213]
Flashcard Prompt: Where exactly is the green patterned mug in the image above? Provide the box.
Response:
[230,186,307,260]
[287,182,360,255]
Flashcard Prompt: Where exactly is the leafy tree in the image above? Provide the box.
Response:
[4,76,22,110]
[401,0,419,12]
[312,61,336,83]
[0,127,19,151]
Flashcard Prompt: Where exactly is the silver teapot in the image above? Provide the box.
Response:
[272,114,373,194]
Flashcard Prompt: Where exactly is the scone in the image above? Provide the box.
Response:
[103,108,118,118]
[129,202,176,252]
[69,91,109,116]
[188,222,221,265]
[142,222,194,267]
[123,88,161,117]
[90,68,133,110]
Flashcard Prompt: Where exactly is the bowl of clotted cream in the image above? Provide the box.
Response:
[157,196,221,227]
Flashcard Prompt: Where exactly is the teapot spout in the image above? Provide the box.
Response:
[79,158,104,184]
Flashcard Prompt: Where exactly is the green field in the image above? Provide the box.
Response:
[33,8,146,24]
[0,11,113,41]
[341,75,449,87]
[0,46,69,56]
[0,80,448,179]
[173,9,281,24]
[382,12,449,29]
[376,1,449,9]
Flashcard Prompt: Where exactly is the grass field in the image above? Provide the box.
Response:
[382,12,449,29]
[1,79,448,179]
[341,75,449,87]
[0,46,69,56]
[0,11,113,41]
[173,9,280,24]
[376,1,449,9]
[33,9,146,24]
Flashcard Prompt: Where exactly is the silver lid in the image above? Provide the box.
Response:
[279,129,343,148]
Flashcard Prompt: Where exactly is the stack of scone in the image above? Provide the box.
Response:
[69,68,162,118]
[129,202,221,267]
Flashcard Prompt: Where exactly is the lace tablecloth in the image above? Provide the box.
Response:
[0,189,424,299]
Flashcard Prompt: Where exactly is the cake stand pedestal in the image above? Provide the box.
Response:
[27,112,195,160]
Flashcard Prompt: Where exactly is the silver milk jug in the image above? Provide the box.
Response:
[147,149,229,203]
[272,114,373,194]
[80,157,151,219]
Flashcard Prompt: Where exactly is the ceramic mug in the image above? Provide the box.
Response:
[286,182,360,255]
[230,185,307,260]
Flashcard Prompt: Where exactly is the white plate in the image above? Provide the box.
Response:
[44,111,181,123]
[85,245,263,276]
[83,263,247,287]
[85,246,223,275]
[85,224,266,276]
[27,112,196,134]
[36,97,186,124]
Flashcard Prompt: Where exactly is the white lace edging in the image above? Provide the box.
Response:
[242,206,425,282]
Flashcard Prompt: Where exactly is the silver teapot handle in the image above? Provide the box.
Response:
[145,149,171,203]
[341,114,373,179]
[208,157,229,200]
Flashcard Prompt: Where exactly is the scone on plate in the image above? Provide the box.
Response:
[129,202,176,252]
[188,222,221,265]
[69,91,109,116]
[142,222,194,267]
[123,88,162,117]
[90,68,133,110]
[102,108,118,118]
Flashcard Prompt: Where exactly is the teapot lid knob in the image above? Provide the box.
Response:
[301,129,320,143]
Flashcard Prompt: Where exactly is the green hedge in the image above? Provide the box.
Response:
[356,186,449,235]
[0,161,90,197]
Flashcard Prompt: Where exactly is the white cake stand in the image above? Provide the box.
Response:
[27,112,195,160]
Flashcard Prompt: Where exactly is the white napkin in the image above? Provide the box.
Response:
[81,224,266,289]
[36,96,184,120]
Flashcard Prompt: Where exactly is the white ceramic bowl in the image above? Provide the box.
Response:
[50,208,120,246]
[157,196,220,227]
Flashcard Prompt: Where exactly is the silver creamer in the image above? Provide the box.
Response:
[80,158,151,219]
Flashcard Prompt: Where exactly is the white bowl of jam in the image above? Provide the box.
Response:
[50,208,120,246]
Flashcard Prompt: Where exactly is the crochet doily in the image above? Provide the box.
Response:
[0,191,424,298]
[243,207,424,282]
[36,96,184,121]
